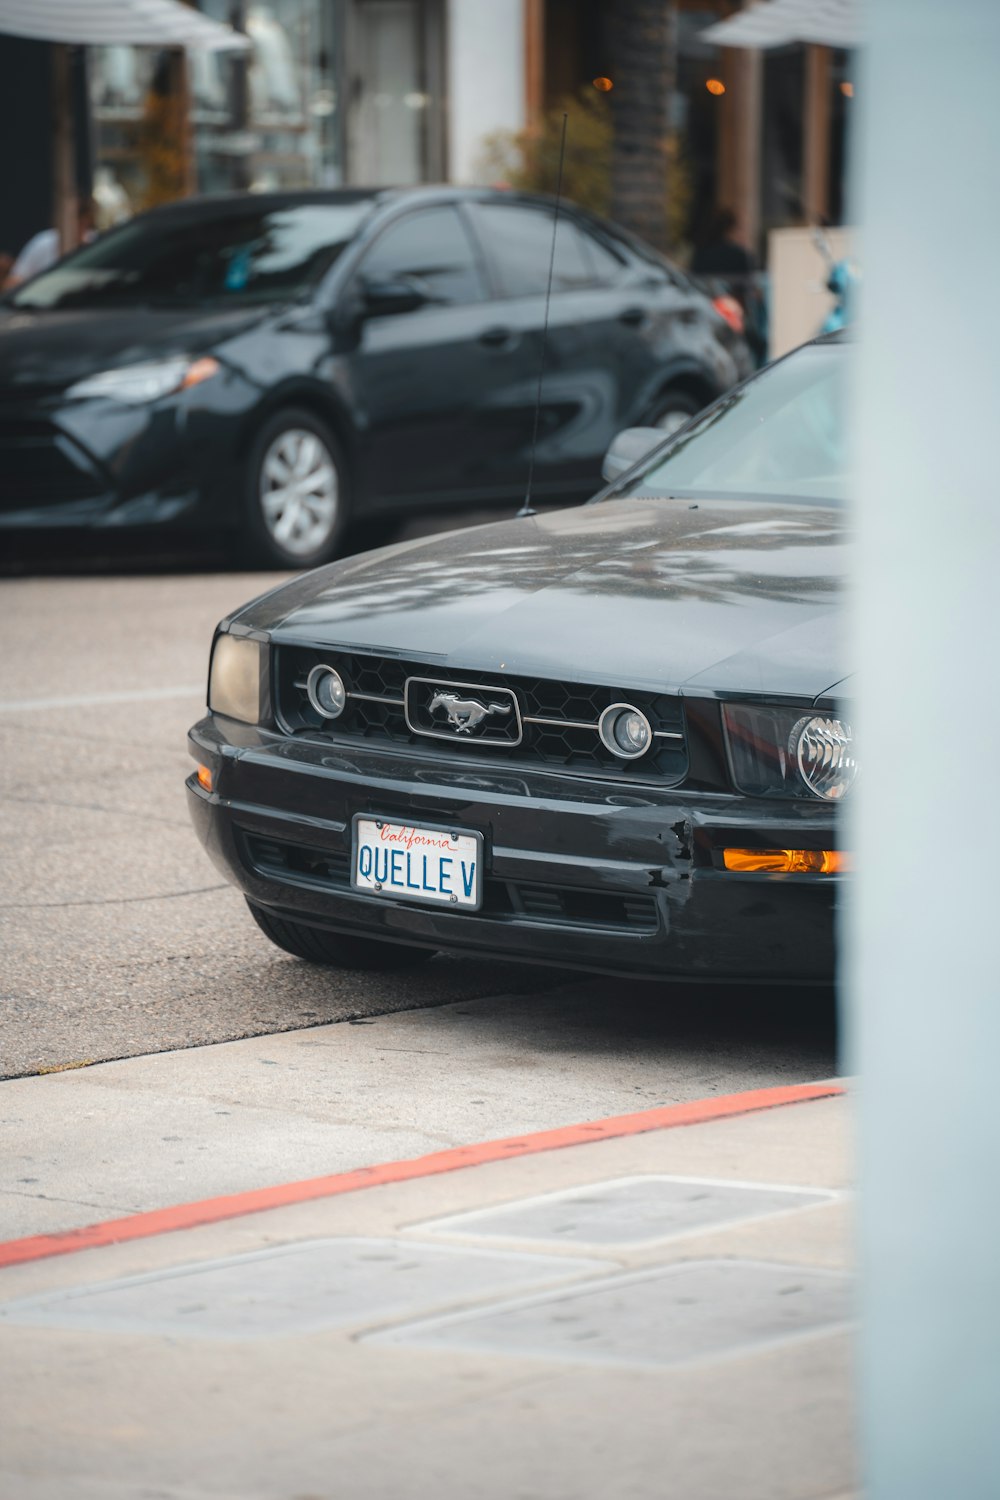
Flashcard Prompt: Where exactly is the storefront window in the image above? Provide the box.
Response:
[197,0,341,192]
[88,0,342,219]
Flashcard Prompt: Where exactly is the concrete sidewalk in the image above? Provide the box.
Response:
[0,985,835,1242]
[0,1078,855,1500]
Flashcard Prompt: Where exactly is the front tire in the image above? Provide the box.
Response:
[242,407,348,569]
[246,900,437,971]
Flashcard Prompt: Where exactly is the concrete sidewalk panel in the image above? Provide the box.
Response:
[0,1237,610,1340]
[415,1173,833,1248]
[367,1257,854,1371]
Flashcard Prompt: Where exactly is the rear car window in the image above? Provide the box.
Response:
[476,204,597,297]
[359,206,486,305]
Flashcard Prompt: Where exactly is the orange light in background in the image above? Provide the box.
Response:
[840,81,854,98]
[592,76,614,92]
[723,848,851,874]
[706,78,726,96]
[196,764,214,793]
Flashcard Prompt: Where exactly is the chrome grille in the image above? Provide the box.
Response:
[274,645,688,783]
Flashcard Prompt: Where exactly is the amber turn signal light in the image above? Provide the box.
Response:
[181,356,221,391]
[196,764,213,793]
[723,848,849,874]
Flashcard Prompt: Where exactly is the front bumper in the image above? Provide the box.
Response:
[0,378,253,534]
[187,716,840,982]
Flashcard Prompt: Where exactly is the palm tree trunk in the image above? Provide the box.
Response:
[608,0,671,249]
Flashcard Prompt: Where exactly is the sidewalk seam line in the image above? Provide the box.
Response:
[0,1080,845,1270]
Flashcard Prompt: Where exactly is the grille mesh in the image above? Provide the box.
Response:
[275,645,687,783]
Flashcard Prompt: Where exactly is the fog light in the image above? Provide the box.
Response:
[599,703,652,760]
[723,848,850,873]
[196,764,213,793]
[307,664,347,719]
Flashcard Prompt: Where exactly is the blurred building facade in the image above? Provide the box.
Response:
[0,0,852,265]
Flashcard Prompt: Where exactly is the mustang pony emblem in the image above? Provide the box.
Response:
[428,690,512,734]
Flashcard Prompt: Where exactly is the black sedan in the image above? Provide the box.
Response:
[187,334,851,981]
[0,188,750,568]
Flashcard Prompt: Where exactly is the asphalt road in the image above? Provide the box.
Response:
[0,557,838,1096]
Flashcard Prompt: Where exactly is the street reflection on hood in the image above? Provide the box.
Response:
[280,500,846,630]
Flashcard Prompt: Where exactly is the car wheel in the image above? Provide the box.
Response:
[246,900,438,971]
[243,408,347,569]
[647,391,704,437]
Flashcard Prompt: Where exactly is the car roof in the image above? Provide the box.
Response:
[123,184,601,224]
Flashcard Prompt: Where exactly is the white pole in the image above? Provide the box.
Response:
[851,2,1000,1495]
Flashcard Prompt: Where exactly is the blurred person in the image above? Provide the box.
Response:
[4,196,97,289]
[692,206,767,366]
[691,205,755,280]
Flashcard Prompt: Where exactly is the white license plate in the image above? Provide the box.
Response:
[351,817,483,910]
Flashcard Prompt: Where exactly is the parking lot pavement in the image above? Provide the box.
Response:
[0,1087,855,1500]
[0,569,565,1079]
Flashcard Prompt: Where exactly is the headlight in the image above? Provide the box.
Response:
[208,633,265,725]
[793,715,857,800]
[722,703,858,801]
[67,355,219,404]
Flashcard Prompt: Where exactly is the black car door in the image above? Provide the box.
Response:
[465,199,676,499]
[344,203,533,509]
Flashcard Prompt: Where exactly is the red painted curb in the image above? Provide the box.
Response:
[0,1080,844,1270]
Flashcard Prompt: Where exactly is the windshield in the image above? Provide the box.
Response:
[615,342,849,506]
[11,200,375,311]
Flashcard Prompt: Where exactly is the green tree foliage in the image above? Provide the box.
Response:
[479,90,614,218]
[478,88,692,255]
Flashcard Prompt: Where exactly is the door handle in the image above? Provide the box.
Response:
[479,325,516,348]
[618,306,646,327]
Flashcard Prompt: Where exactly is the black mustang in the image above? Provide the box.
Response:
[188,335,852,981]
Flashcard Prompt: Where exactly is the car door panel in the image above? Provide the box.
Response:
[344,205,531,508]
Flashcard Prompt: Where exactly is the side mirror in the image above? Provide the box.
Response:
[361,277,427,318]
[601,427,668,484]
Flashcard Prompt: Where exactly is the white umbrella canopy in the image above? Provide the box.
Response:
[701,0,862,49]
[0,0,249,50]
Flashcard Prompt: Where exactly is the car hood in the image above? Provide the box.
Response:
[0,304,270,395]
[238,498,850,701]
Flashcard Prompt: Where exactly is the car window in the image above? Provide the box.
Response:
[614,343,849,506]
[11,202,376,310]
[576,225,627,283]
[359,207,485,305]
[476,204,596,297]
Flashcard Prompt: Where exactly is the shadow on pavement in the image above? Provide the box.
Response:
[423,969,840,1083]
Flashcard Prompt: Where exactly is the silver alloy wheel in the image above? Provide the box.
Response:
[259,427,339,558]
[653,408,692,436]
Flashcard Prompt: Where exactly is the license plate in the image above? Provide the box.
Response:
[351,817,483,910]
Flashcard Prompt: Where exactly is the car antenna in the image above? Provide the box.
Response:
[517,111,568,520]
